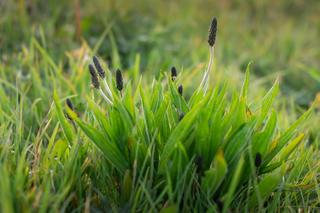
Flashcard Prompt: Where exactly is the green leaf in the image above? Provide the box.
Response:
[248,167,283,208]
[224,120,256,164]
[159,96,207,171]
[263,107,313,166]
[168,79,188,113]
[252,110,277,155]
[87,97,112,139]
[140,84,155,142]
[121,169,132,202]
[256,78,279,126]
[109,31,122,69]
[262,133,305,173]
[66,107,129,173]
[278,133,305,161]
[201,149,228,196]
[240,62,252,101]
[222,155,245,213]
[160,205,178,213]
[53,90,74,144]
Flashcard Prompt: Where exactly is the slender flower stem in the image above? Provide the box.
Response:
[99,88,113,105]
[199,17,217,93]
[200,46,214,92]
[102,78,113,100]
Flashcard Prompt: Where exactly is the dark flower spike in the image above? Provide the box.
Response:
[178,85,183,96]
[116,69,123,91]
[208,17,217,47]
[66,98,74,110]
[93,56,105,79]
[255,152,262,167]
[93,56,113,99]
[65,98,76,121]
[195,155,203,175]
[89,64,100,89]
[178,112,185,121]
[215,198,224,212]
[171,66,177,81]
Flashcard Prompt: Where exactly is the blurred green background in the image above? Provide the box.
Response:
[1,0,319,106]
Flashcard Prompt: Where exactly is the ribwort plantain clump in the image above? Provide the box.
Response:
[62,16,313,212]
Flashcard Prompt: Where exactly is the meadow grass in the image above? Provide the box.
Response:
[0,0,320,212]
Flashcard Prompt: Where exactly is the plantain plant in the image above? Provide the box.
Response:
[56,18,314,212]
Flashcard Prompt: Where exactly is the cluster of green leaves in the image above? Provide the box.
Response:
[58,60,313,211]
[1,1,319,211]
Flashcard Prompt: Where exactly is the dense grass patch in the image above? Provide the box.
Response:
[57,50,315,211]
[0,0,319,212]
